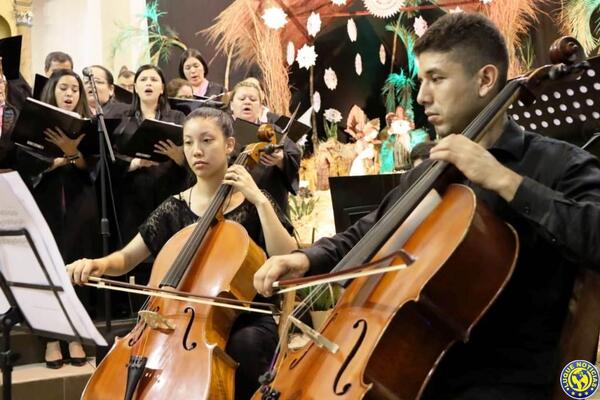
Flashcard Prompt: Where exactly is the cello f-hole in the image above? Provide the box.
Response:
[333,319,368,395]
[182,306,197,351]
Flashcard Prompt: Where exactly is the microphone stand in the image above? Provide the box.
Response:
[85,71,115,333]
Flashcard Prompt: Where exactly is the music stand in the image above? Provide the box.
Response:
[329,174,404,233]
[508,55,600,158]
[0,171,107,400]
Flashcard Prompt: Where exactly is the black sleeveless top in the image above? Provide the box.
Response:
[139,191,294,257]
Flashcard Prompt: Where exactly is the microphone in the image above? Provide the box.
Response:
[82,67,94,78]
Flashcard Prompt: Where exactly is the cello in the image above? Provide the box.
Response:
[254,37,590,400]
[81,124,282,400]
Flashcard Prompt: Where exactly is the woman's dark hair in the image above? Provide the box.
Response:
[129,64,170,118]
[166,78,193,98]
[40,69,91,118]
[87,65,114,86]
[184,107,234,138]
[178,49,209,79]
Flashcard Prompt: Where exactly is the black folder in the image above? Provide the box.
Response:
[168,97,224,115]
[0,36,22,80]
[32,74,48,100]
[274,115,311,142]
[116,119,183,163]
[113,85,133,104]
[11,97,119,157]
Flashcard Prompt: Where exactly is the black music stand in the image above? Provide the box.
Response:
[509,55,600,158]
[329,174,404,233]
[0,229,99,400]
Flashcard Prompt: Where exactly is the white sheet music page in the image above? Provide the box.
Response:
[0,171,107,345]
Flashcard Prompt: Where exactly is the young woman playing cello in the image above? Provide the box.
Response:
[67,107,297,399]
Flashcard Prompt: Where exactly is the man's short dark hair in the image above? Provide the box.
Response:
[414,13,508,89]
[44,51,73,72]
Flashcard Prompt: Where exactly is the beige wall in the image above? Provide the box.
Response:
[31,0,149,79]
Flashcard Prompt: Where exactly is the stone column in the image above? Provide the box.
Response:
[14,0,33,84]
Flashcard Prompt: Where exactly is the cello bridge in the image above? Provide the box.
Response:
[138,310,175,331]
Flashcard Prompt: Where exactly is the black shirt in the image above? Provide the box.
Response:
[138,192,293,258]
[300,119,600,393]
[112,108,188,243]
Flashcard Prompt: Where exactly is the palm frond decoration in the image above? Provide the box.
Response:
[517,35,535,72]
[385,22,418,78]
[383,18,418,114]
[111,0,187,67]
[559,0,600,55]
[481,0,546,77]
[381,71,416,115]
[203,0,291,116]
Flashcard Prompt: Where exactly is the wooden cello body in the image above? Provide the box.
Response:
[254,184,518,399]
[82,220,265,400]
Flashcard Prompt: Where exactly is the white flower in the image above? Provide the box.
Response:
[262,7,287,30]
[312,91,321,113]
[413,16,428,37]
[331,0,347,5]
[449,6,464,13]
[324,108,343,123]
[296,44,317,70]
[363,0,405,18]
[379,44,386,65]
[347,18,357,42]
[286,41,295,66]
[307,12,322,37]
[355,53,363,76]
[324,67,338,90]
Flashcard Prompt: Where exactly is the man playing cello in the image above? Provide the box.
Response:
[254,12,600,399]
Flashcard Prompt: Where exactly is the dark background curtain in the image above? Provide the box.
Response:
[154,0,599,153]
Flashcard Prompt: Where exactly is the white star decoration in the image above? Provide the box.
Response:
[413,16,428,37]
[307,12,322,37]
[347,18,357,42]
[296,44,317,70]
[379,44,386,64]
[312,91,322,113]
[355,53,363,76]
[262,7,287,30]
[286,41,295,66]
[324,67,338,90]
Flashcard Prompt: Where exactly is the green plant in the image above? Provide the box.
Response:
[323,117,338,140]
[289,194,317,221]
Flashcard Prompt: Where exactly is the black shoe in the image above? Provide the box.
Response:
[69,357,87,367]
[45,359,64,369]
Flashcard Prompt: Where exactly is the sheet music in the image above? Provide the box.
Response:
[0,171,107,345]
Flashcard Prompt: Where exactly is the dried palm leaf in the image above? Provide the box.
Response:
[559,0,600,55]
